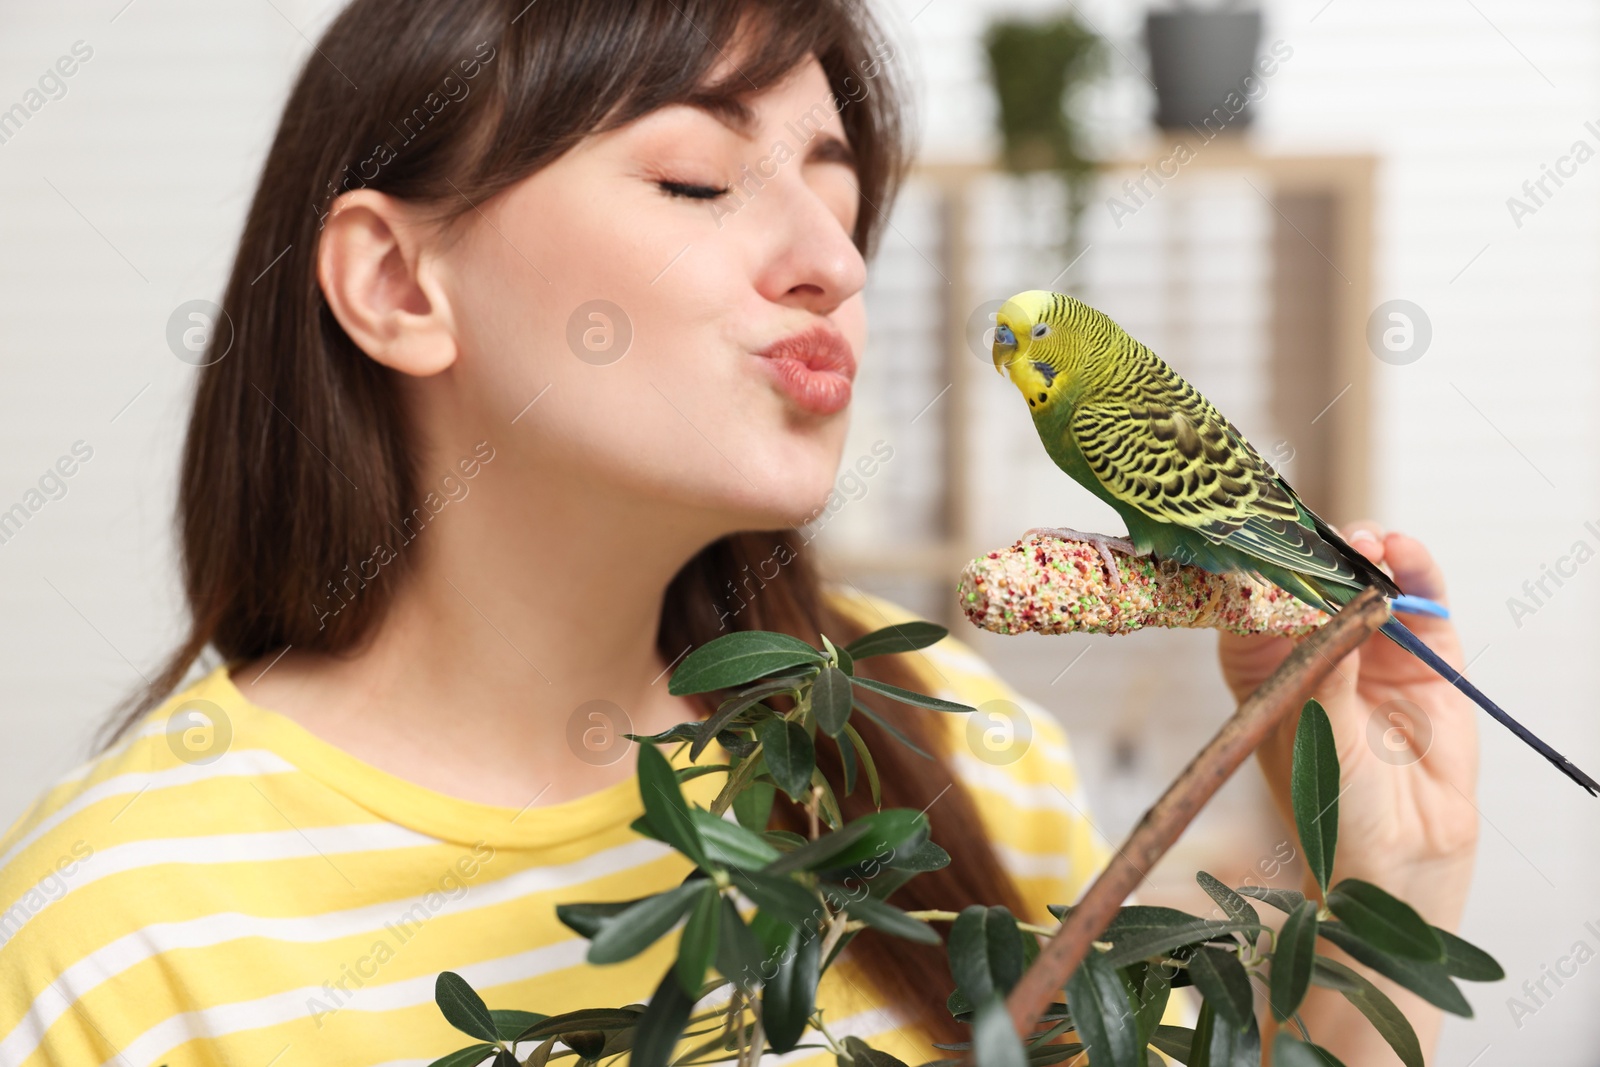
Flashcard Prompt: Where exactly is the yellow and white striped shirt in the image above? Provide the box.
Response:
[0,591,1114,1067]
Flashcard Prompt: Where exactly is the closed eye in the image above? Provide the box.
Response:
[657,179,731,200]
[1031,323,1051,339]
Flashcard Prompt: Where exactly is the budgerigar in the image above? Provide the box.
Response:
[991,288,1599,796]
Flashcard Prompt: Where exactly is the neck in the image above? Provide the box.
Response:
[241,443,746,808]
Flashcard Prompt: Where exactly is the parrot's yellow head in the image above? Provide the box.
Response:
[991,289,1080,413]
[992,289,1127,413]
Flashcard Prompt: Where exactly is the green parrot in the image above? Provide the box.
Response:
[991,288,1599,796]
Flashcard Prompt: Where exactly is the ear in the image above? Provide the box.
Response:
[317,190,457,376]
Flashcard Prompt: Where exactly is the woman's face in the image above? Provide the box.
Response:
[437,55,867,532]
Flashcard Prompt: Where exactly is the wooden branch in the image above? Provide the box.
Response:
[1001,585,1392,1040]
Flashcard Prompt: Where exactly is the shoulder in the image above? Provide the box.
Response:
[823,586,1110,919]
[0,667,296,1039]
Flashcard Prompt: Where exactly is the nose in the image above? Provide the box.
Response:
[750,178,867,315]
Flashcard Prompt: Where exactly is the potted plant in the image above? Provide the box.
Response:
[421,609,1503,1067]
[982,14,1103,259]
[1144,2,1264,130]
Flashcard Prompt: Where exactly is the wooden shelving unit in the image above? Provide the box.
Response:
[821,146,1377,633]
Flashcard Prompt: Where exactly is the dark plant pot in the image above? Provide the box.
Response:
[1144,9,1263,130]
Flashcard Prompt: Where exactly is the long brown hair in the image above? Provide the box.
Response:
[113,0,1030,1045]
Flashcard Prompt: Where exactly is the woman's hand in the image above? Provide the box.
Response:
[1217,522,1480,1058]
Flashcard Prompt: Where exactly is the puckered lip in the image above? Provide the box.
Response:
[756,322,857,381]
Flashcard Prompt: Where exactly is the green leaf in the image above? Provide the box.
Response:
[1272,1033,1349,1067]
[716,896,764,991]
[846,892,941,944]
[946,985,975,1021]
[764,923,822,1052]
[843,621,948,660]
[1235,885,1306,914]
[971,994,1027,1067]
[1196,871,1259,929]
[555,898,641,939]
[631,965,696,1067]
[837,733,858,795]
[523,1038,557,1067]
[689,809,782,868]
[1290,698,1340,896]
[425,1044,498,1067]
[733,779,775,833]
[756,718,815,801]
[1207,1006,1261,1066]
[559,1033,607,1060]
[813,665,855,737]
[1101,905,1211,938]
[811,765,843,830]
[1310,956,1423,1067]
[768,810,929,875]
[1186,945,1254,1032]
[840,1035,912,1067]
[637,744,708,868]
[587,883,703,964]
[1317,921,1471,1016]
[949,906,1026,1005]
[1148,1025,1196,1065]
[1188,1001,1213,1067]
[508,1007,643,1043]
[490,1009,547,1041]
[692,682,791,760]
[1188,996,1261,1067]
[1101,917,1259,968]
[850,699,932,758]
[851,675,975,713]
[1325,879,1444,962]
[888,837,950,872]
[733,870,822,926]
[435,972,498,1042]
[1437,927,1504,981]
[1269,899,1319,1021]
[1123,960,1171,1049]
[842,723,882,805]
[675,885,721,993]
[1065,950,1143,1067]
[668,631,825,696]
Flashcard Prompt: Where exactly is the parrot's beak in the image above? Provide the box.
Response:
[991,322,1018,376]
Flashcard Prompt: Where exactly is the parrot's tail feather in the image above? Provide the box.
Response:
[1379,618,1600,796]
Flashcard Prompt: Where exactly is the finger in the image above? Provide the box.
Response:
[1342,520,1387,564]
[1383,531,1448,606]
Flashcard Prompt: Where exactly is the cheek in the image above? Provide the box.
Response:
[444,200,849,525]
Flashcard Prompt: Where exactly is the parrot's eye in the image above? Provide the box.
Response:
[1031,323,1051,339]
[994,324,1016,347]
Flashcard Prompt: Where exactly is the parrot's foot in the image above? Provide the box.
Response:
[1022,527,1144,592]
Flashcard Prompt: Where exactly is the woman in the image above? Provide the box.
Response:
[0,0,1479,1063]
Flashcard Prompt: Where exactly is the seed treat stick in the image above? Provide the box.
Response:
[959,534,1329,638]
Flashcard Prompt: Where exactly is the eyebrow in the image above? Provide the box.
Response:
[687,97,858,168]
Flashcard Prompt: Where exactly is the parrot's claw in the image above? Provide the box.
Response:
[1021,527,1144,592]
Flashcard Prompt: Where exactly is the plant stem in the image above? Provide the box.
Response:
[998,587,1391,1044]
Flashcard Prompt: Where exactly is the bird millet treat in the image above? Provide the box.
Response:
[959,535,1328,638]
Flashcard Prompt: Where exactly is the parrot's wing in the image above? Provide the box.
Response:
[1068,374,1398,596]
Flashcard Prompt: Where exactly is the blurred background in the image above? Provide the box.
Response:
[3,0,1598,1060]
